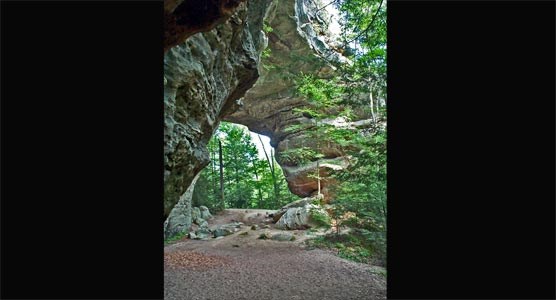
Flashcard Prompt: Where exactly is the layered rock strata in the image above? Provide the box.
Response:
[164,0,351,236]
[164,0,270,218]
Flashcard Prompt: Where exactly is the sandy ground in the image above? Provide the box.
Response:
[164,209,386,300]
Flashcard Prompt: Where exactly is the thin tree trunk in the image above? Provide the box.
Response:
[381,204,387,231]
[218,139,225,210]
[316,120,322,198]
[369,90,376,123]
[317,159,321,196]
[258,134,279,208]
[234,158,240,208]
[211,141,217,202]
[271,148,279,208]
[251,157,264,208]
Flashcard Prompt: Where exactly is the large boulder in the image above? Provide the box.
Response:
[192,207,202,225]
[271,233,295,241]
[198,219,209,229]
[194,227,212,240]
[213,228,235,237]
[200,206,213,220]
[275,203,328,230]
[272,197,315,222]
[212,222,243,237]
[163,174,199,239]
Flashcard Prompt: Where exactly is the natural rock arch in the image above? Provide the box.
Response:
[163,0,349,220]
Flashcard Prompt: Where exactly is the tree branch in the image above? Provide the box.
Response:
[344,0,384,46]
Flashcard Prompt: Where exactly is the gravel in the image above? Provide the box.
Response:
[164,209,386,300]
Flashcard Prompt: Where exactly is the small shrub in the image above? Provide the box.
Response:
[304,231,385,267]
[164,231,188,245]
[310,208,331,229]
[262,48,271,59]
[263,22,273,33]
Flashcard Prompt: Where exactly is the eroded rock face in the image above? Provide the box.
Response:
[164,0,248,53]
[164,0,270,218]
[272,197,315,222]
[163,173,199,239]
[200,206,213,220]
[164,0,352,224]
[225,0,348,200]
[273,196,329,230]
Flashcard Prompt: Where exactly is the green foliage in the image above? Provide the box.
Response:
[192,122,299,211]
[164,231,188,245]
[290,0,387,266]
[262,63,276,71]
[305,230,385,266]
[263,22,273,33]
[337,0,387,108]
[296,74,343,109]
[325,126,387,265]
[262,47,272,59]
[309,207,332,229]
[338,245,371,263]
[279,147,318,165]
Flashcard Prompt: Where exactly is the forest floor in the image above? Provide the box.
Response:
[164,209,386,300]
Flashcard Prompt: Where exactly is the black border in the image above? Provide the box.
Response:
[1,1,164,299]
[387,1,555,299]
[0,0,554,299]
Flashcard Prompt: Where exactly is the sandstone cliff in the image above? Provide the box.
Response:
[163,0,349,235]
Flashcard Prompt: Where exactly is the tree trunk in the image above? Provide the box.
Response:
[211,141,217,202]
[271,148,279,208]
[316,120,322,198]
[369,90,376,123]
[258,134,279,208]
[234,159,240,208]
[317,159,321,196]
[218,139,225,210]
[251,157,264,208]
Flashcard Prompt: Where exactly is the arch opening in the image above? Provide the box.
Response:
[191,121,300,214]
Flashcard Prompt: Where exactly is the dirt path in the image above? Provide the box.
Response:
[164,209,386,300]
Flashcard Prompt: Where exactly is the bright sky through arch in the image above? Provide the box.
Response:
[250,131,272,160]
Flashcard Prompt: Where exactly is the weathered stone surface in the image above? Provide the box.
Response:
[164,174,199,239]
[164,0,248,53]
[271,233,295,241]
[224,0,349,201]
[195,227,212,240]
[213,228,235,237]
[211,222,243,237]
[164,0,352,224]
[192,207,202,224]
[274,197,329,230]
[258,232,271,239]
[275,206,309,230]
[272,197,315,222]
[164,0,270,218]
[200,206,213,219]
[198,219,209,229]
